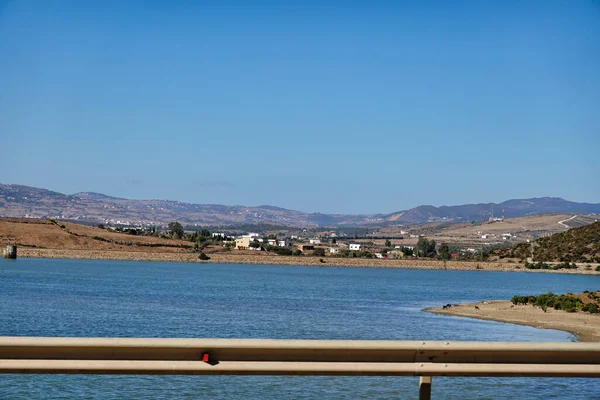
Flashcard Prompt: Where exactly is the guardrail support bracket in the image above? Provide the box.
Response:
[419,376,432,400]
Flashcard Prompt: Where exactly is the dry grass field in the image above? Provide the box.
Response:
[0,218,191,252]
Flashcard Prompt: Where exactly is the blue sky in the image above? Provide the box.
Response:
[1,1,599,214]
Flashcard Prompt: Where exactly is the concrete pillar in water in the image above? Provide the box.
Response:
[3,245,17,259]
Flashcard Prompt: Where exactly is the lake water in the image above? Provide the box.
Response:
[1,258,600,399]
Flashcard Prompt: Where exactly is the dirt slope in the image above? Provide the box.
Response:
[0,218,191,253]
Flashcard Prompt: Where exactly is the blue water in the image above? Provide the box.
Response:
[1,258,599,399]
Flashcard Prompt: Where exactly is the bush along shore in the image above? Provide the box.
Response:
[523,261,578,271]
[511,291,600,314]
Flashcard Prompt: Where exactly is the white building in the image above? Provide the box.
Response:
[235,237,251,249]
[309,238,321,245]
[278,240,288,247]
[329,248,339,254]
[268,239,277,246]
[349,243,362,251]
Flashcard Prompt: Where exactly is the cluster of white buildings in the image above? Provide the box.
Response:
[233,231,367,255]
[478,232,517,240]
[328,243,362,254]
[234,233,289,250]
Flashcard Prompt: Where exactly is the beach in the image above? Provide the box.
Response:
[425,300,600,342]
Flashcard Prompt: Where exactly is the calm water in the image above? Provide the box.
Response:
[1,258,600,399]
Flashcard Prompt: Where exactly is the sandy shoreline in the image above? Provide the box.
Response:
[425,300,600,342]
[14,248,600,275]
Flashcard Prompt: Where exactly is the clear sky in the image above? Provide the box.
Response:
[1,1,599,214]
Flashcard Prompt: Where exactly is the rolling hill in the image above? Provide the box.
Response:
[0,218,192,253]
[1,183,599,227]
[494,221,600,263]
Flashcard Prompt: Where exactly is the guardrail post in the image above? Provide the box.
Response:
[419,376,431,400]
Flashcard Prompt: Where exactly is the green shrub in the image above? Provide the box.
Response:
[524,261,551,270]
[271,247,292,256]
[552,262,577,270]
[198,252,210,260]
[511,295,532,305]
[582,303,599,313]
[513,292,595,313]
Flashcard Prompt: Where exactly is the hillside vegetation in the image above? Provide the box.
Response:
[495,221,600,263]
[511,291,600,314]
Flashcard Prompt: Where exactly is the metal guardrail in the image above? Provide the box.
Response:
[1,337,600,399]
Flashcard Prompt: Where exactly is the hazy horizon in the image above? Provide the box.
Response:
[1,1,598,213]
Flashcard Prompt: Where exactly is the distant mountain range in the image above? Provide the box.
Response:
[1,184,599,227]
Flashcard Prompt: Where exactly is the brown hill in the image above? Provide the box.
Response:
[494,221,600,263]
[0,218,192,253]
